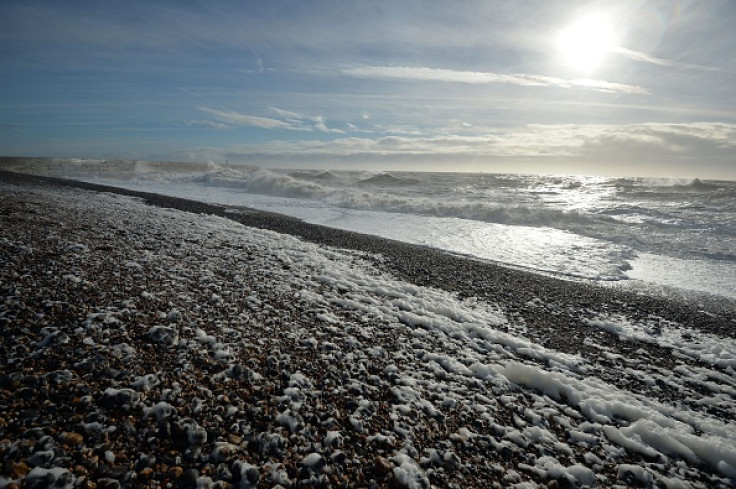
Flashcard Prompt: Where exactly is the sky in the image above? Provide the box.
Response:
[1,0,735,179]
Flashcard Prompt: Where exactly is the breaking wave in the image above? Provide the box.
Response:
[610,177,728,193]
[158,167,332,200]
[331,194,612,229]
[62,162,735,270]
[357,172,422,186]
[181,168,614,229]
[674,178,722,192]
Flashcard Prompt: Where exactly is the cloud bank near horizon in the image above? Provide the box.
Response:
[152,122,735,178]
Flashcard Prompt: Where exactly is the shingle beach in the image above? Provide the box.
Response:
[2,171,735,488]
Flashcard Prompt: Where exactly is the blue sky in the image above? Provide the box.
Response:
[1,0,735,178]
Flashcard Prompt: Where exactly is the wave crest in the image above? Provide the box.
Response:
[358,172,421,186]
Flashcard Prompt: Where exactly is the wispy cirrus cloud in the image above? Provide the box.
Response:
[269,107,304,121]
[200,107,296,130]
[613,47,731,73]
[343,66,649,95]
[187,119,230,130]
[199,107,345,134]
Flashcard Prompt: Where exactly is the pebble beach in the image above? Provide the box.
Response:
[2,171,736,488]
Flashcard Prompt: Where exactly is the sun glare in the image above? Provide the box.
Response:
[557,14,616,73]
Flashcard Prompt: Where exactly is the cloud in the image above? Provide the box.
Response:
[269,107,304,120]
[199,107,345,134]
[187,119,229,130]
[577,123,736,159]
[268,108,344,133]
[343,66,649,94]
[236,45,276,75]
[199,107,297,130]
[311,115,344,134]
[166,121,731,178]
[613,47,729,73]
[188,122,736,163]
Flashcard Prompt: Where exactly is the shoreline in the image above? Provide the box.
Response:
[2,171,736,488]
[3,170,734,337]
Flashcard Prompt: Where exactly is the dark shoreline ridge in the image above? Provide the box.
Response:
[3,169,734,345]
[3,170,736,488]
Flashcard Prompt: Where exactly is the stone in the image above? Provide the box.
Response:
[60,432,84,446]
[374,456,392,476]
[179,468,199,489]
[96,478,120,489]
[11,461,30,478]
[227,434,243,445]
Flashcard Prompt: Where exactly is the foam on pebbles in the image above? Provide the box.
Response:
[2,175,736,488]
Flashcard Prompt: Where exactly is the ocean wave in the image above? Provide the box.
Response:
[240,170,330,199]
[609,176,729,194]
[326,192,614,229]
[288,170,340,181]
[312,170,340,181]
[673,178,722,192]
[115,166,617,230]
[64,164,733,267]
[357,172,422,186]
[148,167,333,200]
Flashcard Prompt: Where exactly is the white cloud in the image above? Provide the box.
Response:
[237,45,276,75]
[199,107,344,133]
[268,107,303,120]
[563,78,649,94]
[135,121,736,178]
[187,119,230,130]
[309,115,346,134]
[200,107,297,130]
[613,47,729,73]
[192,122,736,162]
[343,66,649,95]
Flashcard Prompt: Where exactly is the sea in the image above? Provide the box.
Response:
[75,163,736,301]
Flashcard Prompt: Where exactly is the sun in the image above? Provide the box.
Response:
[557,14,616,73]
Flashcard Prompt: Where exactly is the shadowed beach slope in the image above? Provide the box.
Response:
[2,170,736,488]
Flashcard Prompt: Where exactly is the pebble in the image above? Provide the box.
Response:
[377,458,398,477]
[1,173,733,489]
[179,468,200,489]
[59,432,84,446]
[169,466,184,479]
[226,434,243,445]
[11,461,30,478]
